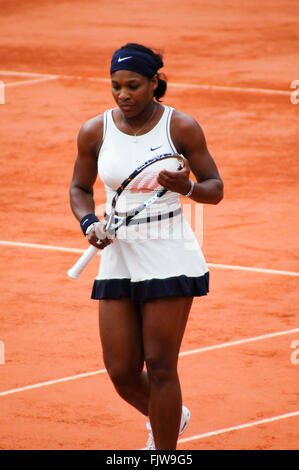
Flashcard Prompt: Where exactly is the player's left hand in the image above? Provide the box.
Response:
[157,156,191,195]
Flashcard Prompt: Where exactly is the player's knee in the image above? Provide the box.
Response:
[145,356,177,387]
[106,364,138,390]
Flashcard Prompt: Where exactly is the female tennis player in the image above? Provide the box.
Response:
[69,43,223,450]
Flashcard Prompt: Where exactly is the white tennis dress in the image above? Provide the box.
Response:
[91,105,209,301]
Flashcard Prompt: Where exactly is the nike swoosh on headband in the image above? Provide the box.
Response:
[118,56,133,62]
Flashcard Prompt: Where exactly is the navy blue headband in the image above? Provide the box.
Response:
[110,48,158,78]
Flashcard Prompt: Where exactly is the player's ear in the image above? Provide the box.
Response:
[151,74,158,92]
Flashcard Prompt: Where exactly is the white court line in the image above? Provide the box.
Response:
[177,410,299,445]
[0,69,291,96]
[5,77,58,88]
[207,262,299,277]
[0,240,85,254]
[0,240,298,276]
[0,326,298,398]
[169,82,291,96]
[0,71,56,78]
[0,369,107,397]
[179,327,299,357]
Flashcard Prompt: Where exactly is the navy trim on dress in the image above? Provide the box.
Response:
[166,107,177,153]
[91,272,209,302]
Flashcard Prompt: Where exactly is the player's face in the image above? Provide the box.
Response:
[111,70,157,118]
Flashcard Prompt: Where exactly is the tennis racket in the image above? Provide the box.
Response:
[67,153,184,279]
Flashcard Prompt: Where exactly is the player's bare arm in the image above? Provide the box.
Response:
[69,115,103,221]
[69,115,112,250]
[158,110,223,204]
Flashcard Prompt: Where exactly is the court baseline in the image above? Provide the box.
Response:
[0,69,292,96]
[1,240,298,276]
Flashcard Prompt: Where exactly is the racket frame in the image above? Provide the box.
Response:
[105,153,183,234]
[68,152,184,279]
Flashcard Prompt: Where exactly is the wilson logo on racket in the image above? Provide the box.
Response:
[128,170,160,193]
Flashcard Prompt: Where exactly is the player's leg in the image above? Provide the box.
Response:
[99,298,149,416]
[141,296,193,450]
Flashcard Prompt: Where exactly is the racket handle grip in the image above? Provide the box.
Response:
[67,245,98,279]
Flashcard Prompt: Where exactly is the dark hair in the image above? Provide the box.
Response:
[118,43,167,102]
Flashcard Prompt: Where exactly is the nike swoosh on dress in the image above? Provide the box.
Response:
[150,146,162,151]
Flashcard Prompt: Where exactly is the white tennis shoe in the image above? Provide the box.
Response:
[145,405,191,450]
